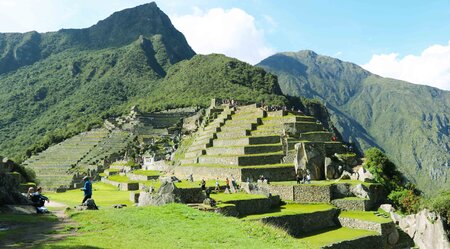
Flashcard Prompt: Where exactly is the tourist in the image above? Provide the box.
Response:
[231,175,237,189]
[225,177,230,191]
[200,178,206,191]
[31,187,49,208]
[331,136,337,141]
[205,187,211,198]
[296,172,302,184]
[214,177,220,191]
[27,186,35,200]
[188,173,194,182]
[81,176,92,205]
[306,170,311,184]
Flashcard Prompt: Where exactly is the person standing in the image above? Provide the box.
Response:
[81,176,92,204]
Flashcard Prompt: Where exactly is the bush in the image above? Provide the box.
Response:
[388,187,421,214]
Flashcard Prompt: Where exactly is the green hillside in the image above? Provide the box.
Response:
[258,50,450,195]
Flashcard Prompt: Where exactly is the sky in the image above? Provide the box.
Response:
[0,0,449,90]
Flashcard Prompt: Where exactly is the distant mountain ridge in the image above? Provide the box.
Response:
[258,50,450,195]
[0,2,195,75]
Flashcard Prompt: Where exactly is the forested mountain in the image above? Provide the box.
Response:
[258,50,450,195]
[0,3,306,162]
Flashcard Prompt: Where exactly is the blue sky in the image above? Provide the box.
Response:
[0,0,449,90]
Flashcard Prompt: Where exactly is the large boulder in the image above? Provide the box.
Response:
[398,209,449,249]
[356,166,375,182]
[294,142,326,180]
[138,179,181,206]
[324,157,342,180]
[350,183,369,199]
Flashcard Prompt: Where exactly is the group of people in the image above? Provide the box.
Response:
[199,175,239,194]
[222,99,239,107]
[25,176,92,213]
[27,186,50,213]
[296,169,312,184]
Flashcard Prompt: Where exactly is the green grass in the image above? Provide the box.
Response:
[132,169,160,177]
[34,204,308,249]
[211,192,267,203]
[297,227,378,248]
[107,175,138,183]
[339,211,391,223]
[0,214,58,223]
[242,203,335,220]
[45,182,132,207]
[106,168,120,172]
[338,197,369,201]
[181,163,294,169]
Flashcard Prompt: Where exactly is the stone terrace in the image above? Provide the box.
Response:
[175,102,343,182]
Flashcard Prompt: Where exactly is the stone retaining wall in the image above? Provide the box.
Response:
[293,185,332,203]
[331,198,370,211]
[260,209,339,237]
[127,173,159,181]
[268,185,294,201]
[323,235,383,249]
[174,166,241,181]
[241,167,295,182]
[227,198,272,216]
[101,178,139,191]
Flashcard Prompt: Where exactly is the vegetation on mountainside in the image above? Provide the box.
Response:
[258,50,450,195]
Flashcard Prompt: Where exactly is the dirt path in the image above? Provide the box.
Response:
[0,202,78,248]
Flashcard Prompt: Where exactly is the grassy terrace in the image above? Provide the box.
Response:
[46,182,133,207]
[339,211,391,223]
[132,170,160,177]
[174,180,225,189]
[108,175,139,183]
[297,227,378,248]
[35,204,308,249]
[242,203,336,220]
[271,179,378,187]
[200,151,284,157]
[211,192,267,203]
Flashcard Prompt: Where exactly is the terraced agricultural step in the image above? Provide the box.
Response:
[196,132,217,141]
[215,130,250,139]
[198,153,284,166]
[188,143,213,152]
[297,227,381,249]
[266,110,286,117]
[180,158,198,165]
[184,149,206,159]
[226,117,261,125]
[213,136,281,147]
[220,123,257,132]
[262,115,316,125]
[206,144,282,155]
[299,131,333,142]
[191,137,214,147]
[232,109,266,119]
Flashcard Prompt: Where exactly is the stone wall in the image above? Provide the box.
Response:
[268,185,294,201]
[261,209,339,237]
[338,217,399,248]
[227,198,272,216]
[174,166,241,181]
[127,173,158,181]
[323,235,383,249]
[293,185,332,203]
[331,198,370,211]
[101,178,139,191]
[241,167,296,182]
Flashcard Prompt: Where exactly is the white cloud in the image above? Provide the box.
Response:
[170,8,274,65]
[362,41,450,90]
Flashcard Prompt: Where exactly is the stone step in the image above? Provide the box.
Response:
[331,197,372,211]
[213,136,280,147]
[206,144,282,156]
[180,158,198,165]
[226,117,262,125]
[232,109,266,119]
[184,149,206,159]
[191,137,214,147]
[215,130,250,139]
[299,131,333,142]
[188,143,213,152]
[262,115,316,125]
[220,123,257,132]
[198,153,284,166]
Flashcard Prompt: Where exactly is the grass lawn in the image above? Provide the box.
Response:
[132,169,160,177]
[33,204,310,249]
[297,227,379,248]
[45,182,132,207]
[211,192,267,202]
[242,203,335,220]
[0,214,58,241]
[339,211,391,223]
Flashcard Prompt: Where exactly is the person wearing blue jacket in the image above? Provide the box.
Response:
[81,176,92,204]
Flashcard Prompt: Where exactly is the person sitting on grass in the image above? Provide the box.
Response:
[31,187,50,213]
[81,176,92,205]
